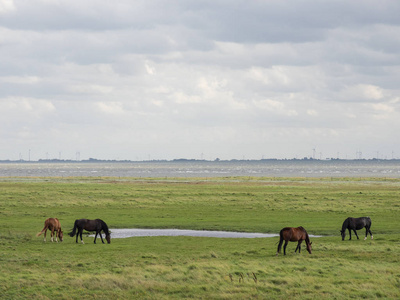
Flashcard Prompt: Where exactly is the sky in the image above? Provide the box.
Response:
[1,0,400,161]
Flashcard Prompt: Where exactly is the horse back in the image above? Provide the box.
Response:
[82,219,100,231]
[45,218,61,230]
[356,217,371,229]
[281,227,306,241]
[296,226,308,240]
[346,217,371,230]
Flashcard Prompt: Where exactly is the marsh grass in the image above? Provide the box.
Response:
[1,177,400,299]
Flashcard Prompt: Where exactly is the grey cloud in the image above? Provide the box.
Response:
[1,1,400,160]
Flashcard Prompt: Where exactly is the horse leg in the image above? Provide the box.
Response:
[348,229,352,240]
[80,229,84,244]
[98,232,104,244]
[94,232,97,244]
[44,229,47,242]
[51,228,55,242]
[365,226,373,240]
[353,229,359,240]
[295,241,302,253]
[283,241,289,255]
[276,238,283,255]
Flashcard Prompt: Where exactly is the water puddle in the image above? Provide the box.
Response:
[107,228,279,239]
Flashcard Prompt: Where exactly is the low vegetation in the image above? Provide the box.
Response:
[0,177,399,299]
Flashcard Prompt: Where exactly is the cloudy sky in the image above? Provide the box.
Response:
[1,0,400,161]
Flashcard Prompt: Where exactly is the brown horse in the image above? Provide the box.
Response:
[36,218,63,242]
[276,226,312,255]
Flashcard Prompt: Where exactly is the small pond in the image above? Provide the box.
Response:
[107,228,278,238]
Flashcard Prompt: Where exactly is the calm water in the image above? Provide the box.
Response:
[102,228,278,239]
[1,160,400,178]
[92,228,322,239]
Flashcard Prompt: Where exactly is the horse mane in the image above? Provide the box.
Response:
[341,218,350,231]
[99,219,110,235]
[298,227,311,243]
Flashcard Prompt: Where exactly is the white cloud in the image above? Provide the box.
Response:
[307,109,318,116]
[69,84,114,95]
[0,0,15,14]
[96,101,125,114]
[370,103,394,113]
[1,97,55,115]
[0,75,41,84]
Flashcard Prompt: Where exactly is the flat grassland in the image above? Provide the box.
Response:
[1,177,399,299]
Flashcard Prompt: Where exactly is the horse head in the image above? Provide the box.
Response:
[306,241,312,254]
[106,233,111,244]
[59,230,64,242]
[340,230,345,241]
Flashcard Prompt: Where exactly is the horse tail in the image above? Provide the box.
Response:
[69,220,78,237]
[36,221,49,237]
[276,229,284,254]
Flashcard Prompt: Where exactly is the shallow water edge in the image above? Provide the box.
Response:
[97,228,322,239]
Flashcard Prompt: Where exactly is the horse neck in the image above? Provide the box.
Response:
[342,219,349,230]
[304,233,310,244]
[100,220,109,235]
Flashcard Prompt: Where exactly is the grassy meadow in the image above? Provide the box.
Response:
[0,176,400,299]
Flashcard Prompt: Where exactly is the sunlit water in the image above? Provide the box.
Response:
[1,160,400,177]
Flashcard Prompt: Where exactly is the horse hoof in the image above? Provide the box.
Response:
[364,237,367,240]
[371,236,374,240]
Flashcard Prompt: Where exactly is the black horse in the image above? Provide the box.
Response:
[340,217,373,241]
[69,219,111,244]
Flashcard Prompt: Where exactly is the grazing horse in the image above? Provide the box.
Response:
[276,226,312,256]
[340,217,373,241]
[69,219,111,244]
[36,218,63,242]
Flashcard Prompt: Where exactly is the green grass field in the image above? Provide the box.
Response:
[1,177,399,299]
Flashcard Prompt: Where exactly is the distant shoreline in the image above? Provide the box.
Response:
[1,158,400,163]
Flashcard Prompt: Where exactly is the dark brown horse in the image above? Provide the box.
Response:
[340,217,373,241]
[276,226,312,255]
[36,218,63,242]
[69,218,111,244]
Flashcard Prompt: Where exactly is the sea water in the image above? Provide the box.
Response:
[1,160,400,178]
